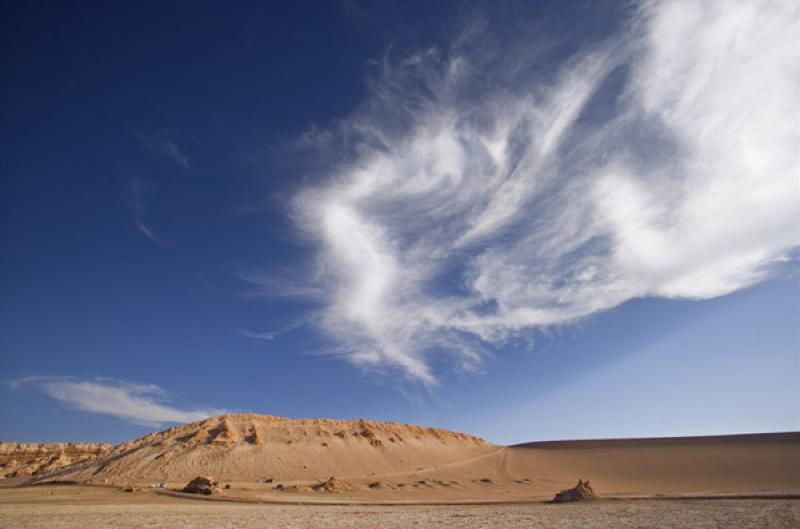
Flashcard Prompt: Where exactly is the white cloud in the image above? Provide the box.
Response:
[136,130,190,168]
[236,329,276,340]
[235,314,317,341]
[10,377,225,427]
[122,130,189,243]
[284,1,799,382]
[121,177,161,243]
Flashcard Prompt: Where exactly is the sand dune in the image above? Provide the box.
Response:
[28,414,494,488]
[22,414,798,503]
[500,432,800,496]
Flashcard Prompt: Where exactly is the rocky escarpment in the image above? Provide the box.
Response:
[0,442,111,478]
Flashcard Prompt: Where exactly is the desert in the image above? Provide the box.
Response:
[3,0,799,528]
[1,414,798,528]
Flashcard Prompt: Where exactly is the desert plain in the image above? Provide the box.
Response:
[1,414,798,528]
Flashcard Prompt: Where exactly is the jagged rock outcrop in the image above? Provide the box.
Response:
[182,475,221,495]
[0,442,111,478]
[552,479,598,502]
[313,476,351,493]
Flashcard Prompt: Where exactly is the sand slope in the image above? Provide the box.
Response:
[28,414,494,486]
[25,414,799,502]
[498,432,800,496]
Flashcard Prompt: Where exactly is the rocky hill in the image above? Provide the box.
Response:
[28,414,494,485]
[0,442,111,478]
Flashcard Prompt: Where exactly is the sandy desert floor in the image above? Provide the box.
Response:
[3,419,797,528]
[1,482,799,529]
[0,488,797,529]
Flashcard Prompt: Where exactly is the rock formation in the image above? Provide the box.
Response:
[182,475,221,495]
[0,442,111,478]
[552,479,598,502]
[313,476,351,493]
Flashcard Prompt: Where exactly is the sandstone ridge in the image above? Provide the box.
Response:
[0,442,111,478]
[27,414,494,485]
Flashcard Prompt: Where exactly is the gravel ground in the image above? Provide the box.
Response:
[1,499,798,529]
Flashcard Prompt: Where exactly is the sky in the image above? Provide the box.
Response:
[1,0,798,446]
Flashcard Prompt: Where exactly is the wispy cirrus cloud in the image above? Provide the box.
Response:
[271,1,799,384]
[136,130,190,169]
[235,329,277,341]
[235,313,318,342]
[121,176,161,243]
[120,130,190,243]
[9,376,225,427]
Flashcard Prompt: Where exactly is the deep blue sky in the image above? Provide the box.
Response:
[1,0,798,445]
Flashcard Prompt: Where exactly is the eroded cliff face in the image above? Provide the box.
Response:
[0,442,112,478]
